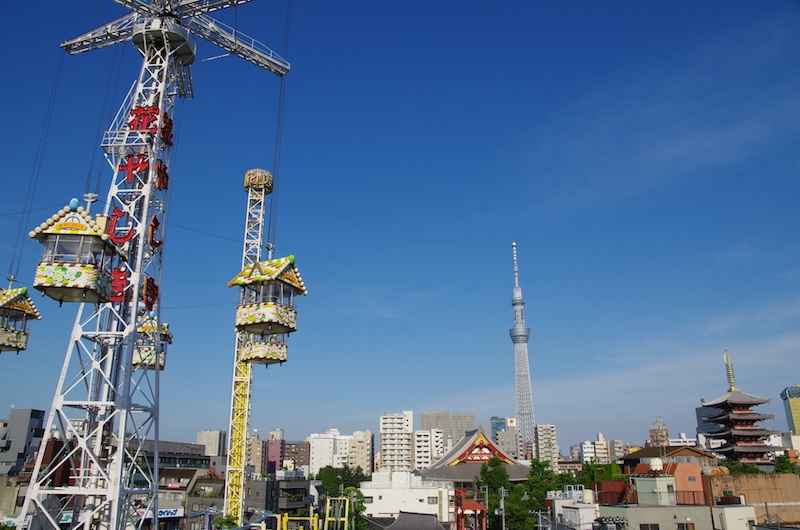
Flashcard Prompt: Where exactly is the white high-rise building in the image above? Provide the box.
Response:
[380,411,414,472]
[414,429,444,469]
[308,428,352,476]
[196,429,227,457]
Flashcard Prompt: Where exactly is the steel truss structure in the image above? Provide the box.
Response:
[18,3,288,530]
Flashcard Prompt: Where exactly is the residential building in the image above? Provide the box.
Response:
[284,440,310,473]
[196,429,226,457]
[247,430,268,476]
[348,430,374,474]
[781,385,800,434]
[307,428,351,476]
[0,408,44,476]
[267,432,284,474]
[421,412,474,452]
[536,423,559,463]
[577,432,624,464]
[414,429,444,469]
[380,411,414,472]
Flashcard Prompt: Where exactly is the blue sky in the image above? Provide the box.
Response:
[1,1,799,453]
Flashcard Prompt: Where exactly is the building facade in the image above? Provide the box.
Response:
[781,385,800,434]
[414,429,444,469]
[421,412,474,451]
[379,411,414,472]
[0,409,45,476]
[196,430,226,457]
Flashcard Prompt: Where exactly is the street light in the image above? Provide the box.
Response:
[498,487,508,530]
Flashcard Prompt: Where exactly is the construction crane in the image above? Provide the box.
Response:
[225,170,307,525]
[17,3,289,530]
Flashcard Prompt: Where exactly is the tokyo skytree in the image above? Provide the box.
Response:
[509,241,536,452]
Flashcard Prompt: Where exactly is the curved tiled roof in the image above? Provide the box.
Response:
[702,389,770,407]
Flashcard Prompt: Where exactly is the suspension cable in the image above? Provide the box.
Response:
[6,52,65,287]
[266,0,292,254]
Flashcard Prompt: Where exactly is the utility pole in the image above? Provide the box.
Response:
[498,487,508,530]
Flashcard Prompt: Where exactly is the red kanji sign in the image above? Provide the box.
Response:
[118,154,149,183]
[129,106,159,132]
[142,276,159,311]
[110,268,129,302]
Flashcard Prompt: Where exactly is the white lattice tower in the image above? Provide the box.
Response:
[509,242,536,453]
[18,3,289,530]
[20,19,182,530]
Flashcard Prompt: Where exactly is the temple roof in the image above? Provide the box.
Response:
[228,255,308,294]
[417,429,529,482]
[385,512,448,530]
[0,287,42,319]
[702,389,770,407]
[621,446,714,462]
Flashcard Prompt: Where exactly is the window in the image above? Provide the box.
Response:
[427,497,438,505]
[363,497,373,504]
[640,524,659,530]
[677,524,694,530]
[688,476,696,483]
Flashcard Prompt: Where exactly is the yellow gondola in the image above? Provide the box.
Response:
[29,199,124,304]
[0,286,42,352]
[228,255,307,365]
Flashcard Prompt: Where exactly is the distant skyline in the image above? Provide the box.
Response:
[1,1,799,451]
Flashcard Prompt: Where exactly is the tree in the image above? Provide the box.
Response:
[474,456,512,530]
[721,461,762,475]
[774,455,798,474]
[212,514,238,529]
[317,465,369,497]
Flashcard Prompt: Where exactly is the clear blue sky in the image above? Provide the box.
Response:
[1,1,799,453]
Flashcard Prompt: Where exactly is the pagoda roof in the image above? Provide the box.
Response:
[417,429,529,482]
[702,389,770,407]
[704,427,779,438]
[0,287,42,319]
[704,411,775,423]
[228,255,308,294]
[621,445,714,462]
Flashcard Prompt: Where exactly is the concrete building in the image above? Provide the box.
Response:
[488,417,507,444]
[196,429,226,457]
[536,423,559,463]
[421,412,474,452]
[575,433,624,464]
[0,408,45,476]
[781,385,800,434]
[348,430,374,474]
[496,425,523,459]
[247,430,268,476]
[380,411,414,472]
[284,440,310,472]
[359,470,455,524]
[414,429,444,469]
[307,428,351,476]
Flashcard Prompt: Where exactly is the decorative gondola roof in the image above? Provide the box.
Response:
[28,199,124,256]
[0,287,42,320]
[228,255,308,294]
[417,429,529,482]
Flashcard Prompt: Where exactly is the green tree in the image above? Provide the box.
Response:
[774,455,798,474]
[721,461,762,475]
[1,524,15,530]
[577,461,624,488]
[474,456,512,530]
[212,514,238,529]
[344,486,369,530]
[317,465,369,497]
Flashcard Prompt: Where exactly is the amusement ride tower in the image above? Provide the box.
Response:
[17,3,289,530]
[509,242,536,456]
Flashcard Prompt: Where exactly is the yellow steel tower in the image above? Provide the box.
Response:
[225,169,307,523]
